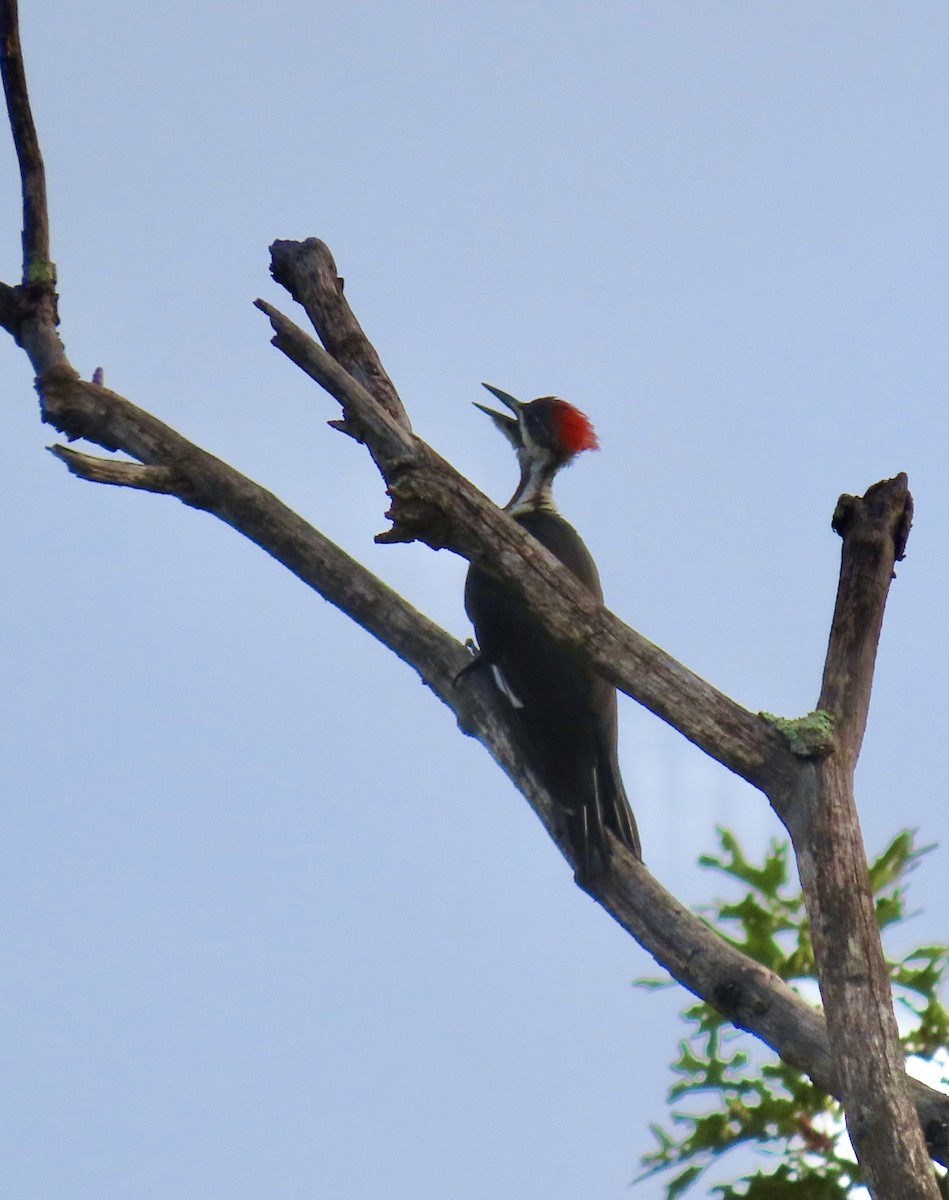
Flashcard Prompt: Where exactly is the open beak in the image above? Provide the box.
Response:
[473,382,522,444]
[480,383,522,414]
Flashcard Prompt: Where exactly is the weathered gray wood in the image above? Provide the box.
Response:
[255,293,795,795]
[269,237,410,431]
[1,4,947,1187]
[10,297,947,1175]
[0,0,50,282]
[790,476,938,1198]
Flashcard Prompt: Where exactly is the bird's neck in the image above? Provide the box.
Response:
[505,455,560,517]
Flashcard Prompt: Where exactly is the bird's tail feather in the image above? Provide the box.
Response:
[570,764,641,878]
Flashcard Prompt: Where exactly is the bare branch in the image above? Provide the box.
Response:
[0,0,51,284]
[0,276,26,325]
[37,374,460,695]
[269,237,410,431]
[820,473,913,758]
[256,292,796,798]
[29,394,949,1168]
[48,445,184,492]
[260,255,949,1186]
[594,850,949,1166]
[790,474,939,1198]
[1,3,943,1180]
[22,323,949,1169]
[254,297,417,471]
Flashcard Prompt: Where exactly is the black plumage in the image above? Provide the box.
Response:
[465,385,641,875]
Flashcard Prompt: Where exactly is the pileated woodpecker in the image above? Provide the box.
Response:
[465,384,641,875]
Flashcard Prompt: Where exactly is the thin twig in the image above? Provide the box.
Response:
[255,297,416,467]
[49,445,183,493]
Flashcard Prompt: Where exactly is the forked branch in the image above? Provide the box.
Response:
[0,1,945,1190]
[255,277,795,796]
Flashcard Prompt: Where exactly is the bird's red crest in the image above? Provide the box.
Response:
[551,399,599,455]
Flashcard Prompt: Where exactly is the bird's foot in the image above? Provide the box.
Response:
[453,640,483,688]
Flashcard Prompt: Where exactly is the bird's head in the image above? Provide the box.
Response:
[475,383,598,469]
[475,383,599,514]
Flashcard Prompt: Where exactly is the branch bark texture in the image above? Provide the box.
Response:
[793,475,937,1198]
[1,6,945,1192]
[255,255,797,800]
[0,0,49,280]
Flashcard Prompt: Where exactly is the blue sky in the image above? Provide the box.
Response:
[2,3,948,1196]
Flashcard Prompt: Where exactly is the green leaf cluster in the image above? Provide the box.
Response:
[638,829,948,1198]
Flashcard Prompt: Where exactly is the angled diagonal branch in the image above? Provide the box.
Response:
[26,380,949,1167]
[270,237,409,430]
[49,445,183,492]
[1,1,944,1178]
[12,319,948,1172]
[256,291,795,797]
[596,851,949,1165]
[36,371,467,708]
[255,297,416,474]
[8,273,949,1179]
[261,246,948,1183]
[34,367,949,1168]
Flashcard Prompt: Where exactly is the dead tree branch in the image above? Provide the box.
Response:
[1,1,946,1191]
[25,348,938,1163]
[260,244,944,1193]
[49,445,184,493]
[794,475,936,1197]
[269,236,409,431]
[0,0,49,281]
[255,281,796,797]
[20,301,949,1182]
